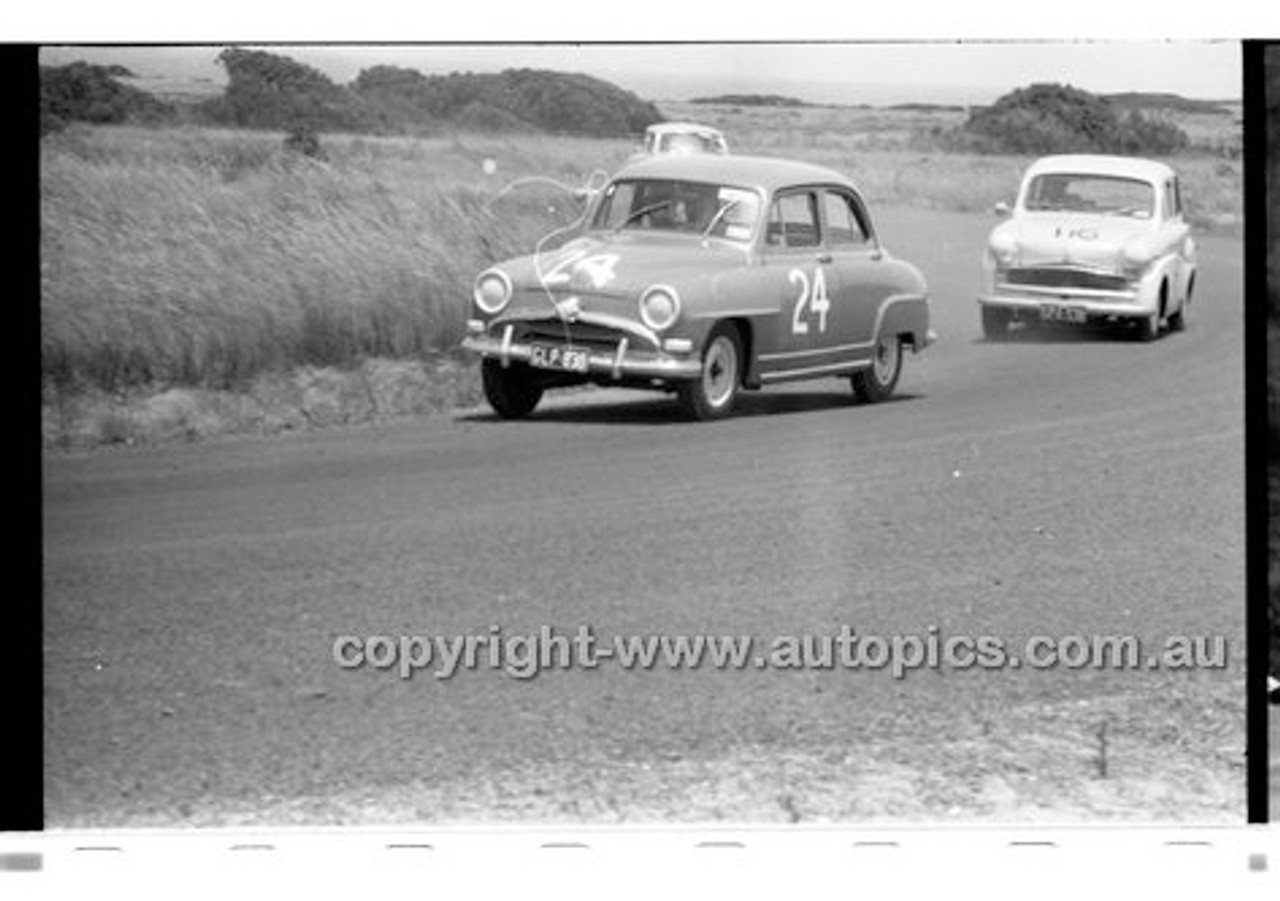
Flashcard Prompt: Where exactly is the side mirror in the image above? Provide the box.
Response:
[993,201,1011,217]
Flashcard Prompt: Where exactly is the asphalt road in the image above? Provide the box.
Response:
[43,209,1245,825]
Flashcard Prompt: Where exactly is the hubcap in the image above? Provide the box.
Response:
[703,336,737,408]
[873,336,899,385]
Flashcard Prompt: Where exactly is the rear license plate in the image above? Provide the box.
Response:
[1040,303,1087,324]
[529,344,590,373]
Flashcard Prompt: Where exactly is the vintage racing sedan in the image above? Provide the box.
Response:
[638,121,729,156]
[463,154,933,420]
[978,154,1196,341]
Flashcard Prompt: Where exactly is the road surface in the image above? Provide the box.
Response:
[43,209,1246,825]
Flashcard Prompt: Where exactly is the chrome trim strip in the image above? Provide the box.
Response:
[759,359,871,381]
[758,341,870,362]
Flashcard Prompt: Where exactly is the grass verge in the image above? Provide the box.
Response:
[41,120,1243,449]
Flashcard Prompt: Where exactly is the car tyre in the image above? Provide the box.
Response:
[482,359,544,419]
[1135,310,1161,342]
[1167,284,1190,333]
[851,333,903,403]
[679,323,742,421]
[981,306,1010,341]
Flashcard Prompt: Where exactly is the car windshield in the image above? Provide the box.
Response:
[1023,173,1155,218]
[658,132,724,153]
[591,178,761,241]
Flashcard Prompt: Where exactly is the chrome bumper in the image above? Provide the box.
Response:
[978,287,1149,319]
[462,330,703,381]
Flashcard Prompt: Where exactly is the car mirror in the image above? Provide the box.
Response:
[993,201,1011,217]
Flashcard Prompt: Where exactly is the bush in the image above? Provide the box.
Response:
[39,62,174,135]
[958,83,1190,156]
[201,48,374,133]
[284,126,327,160]
[350,65,663,137]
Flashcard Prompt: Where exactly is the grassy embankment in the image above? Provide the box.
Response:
[41,104,1243,448]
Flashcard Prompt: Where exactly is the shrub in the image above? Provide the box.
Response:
[201,48,374,133]
[958,83,1190,156]
[39,62,174,135]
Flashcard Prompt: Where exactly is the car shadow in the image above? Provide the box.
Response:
[976,322,1166,345]
[458,389,924,426]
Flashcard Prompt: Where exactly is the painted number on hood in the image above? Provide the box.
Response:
[541,247,620,290]
[790,267,830,335]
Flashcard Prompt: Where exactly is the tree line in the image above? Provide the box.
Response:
[41,53,1196,159]
[40,49,666,139]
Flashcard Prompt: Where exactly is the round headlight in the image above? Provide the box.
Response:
[474,269,512,315]
[639,285,681,332]
[988,232,1018,267]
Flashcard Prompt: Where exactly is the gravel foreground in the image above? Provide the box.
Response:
[53,682,1243,829]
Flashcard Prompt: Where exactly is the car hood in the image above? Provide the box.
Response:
[991,213,1154,270]
[495,233,749,300]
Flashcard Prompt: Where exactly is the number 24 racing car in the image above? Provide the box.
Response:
[462,153,934,420]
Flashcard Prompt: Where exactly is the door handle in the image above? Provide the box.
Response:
[815,252,832,264]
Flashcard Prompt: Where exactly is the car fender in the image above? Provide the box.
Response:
[875,293,931,351]
[1138,252,1189,315]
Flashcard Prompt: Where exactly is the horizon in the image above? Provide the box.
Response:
[37,42,1244,108]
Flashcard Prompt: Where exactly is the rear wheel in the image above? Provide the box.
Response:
[482,359,543,419]
[851,333,902,403]
[981,306,1010,340]
[679,324,742,421]
[1167,278,1191,332]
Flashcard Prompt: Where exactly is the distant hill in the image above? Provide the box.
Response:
[41,50,665,138]
[888,102,968,113]
[1102,92,1234,115]
[688,94,808,107]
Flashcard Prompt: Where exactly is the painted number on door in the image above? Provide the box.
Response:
[790,268,830,335]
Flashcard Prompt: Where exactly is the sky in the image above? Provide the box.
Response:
[38,41,1245,107]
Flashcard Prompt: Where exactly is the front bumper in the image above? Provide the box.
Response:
[978,285,1152,321]
[462,323,703,382]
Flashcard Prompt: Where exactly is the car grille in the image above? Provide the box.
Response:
[515,320,627,351]
[1003,266,1130,292]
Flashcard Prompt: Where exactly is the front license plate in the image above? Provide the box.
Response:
[529,344,590,373]
[1040,303,1088,324]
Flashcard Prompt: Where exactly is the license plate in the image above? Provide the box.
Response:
[529,344,590,373]
[1040,303,1088,324]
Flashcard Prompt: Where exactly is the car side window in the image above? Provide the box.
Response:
[766,191,820,249]
[823,190,870,246]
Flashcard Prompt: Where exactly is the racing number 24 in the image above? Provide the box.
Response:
[790,267,830,335]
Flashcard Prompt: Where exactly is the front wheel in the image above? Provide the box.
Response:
[482,359,544,419]
[981,306,1010,340]
[678,324,742,421]
[1134,309,1161,342]
[851,333,903,403]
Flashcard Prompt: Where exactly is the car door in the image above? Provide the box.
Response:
[819,188,888,362]
[756,188,841,378]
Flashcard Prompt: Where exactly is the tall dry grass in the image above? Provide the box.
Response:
[41,126,631,391]
[41,116,1241,394]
